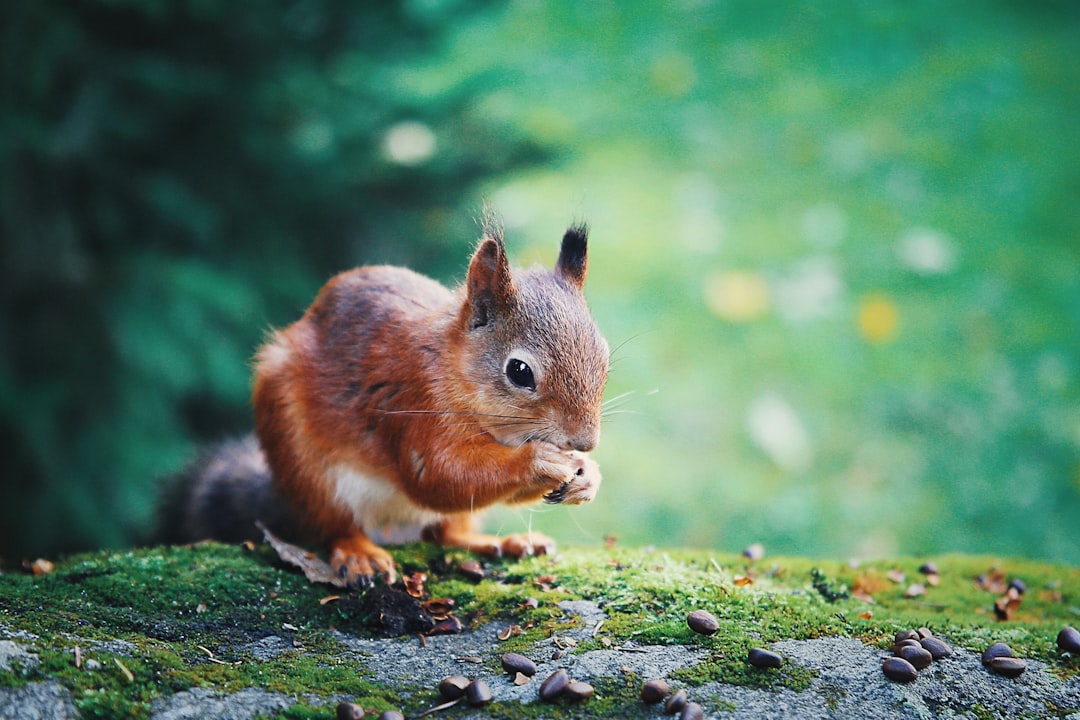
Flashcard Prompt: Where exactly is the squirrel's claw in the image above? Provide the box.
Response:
[330,534,397,587]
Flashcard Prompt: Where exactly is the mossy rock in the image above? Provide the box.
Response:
[1,543,1078,718]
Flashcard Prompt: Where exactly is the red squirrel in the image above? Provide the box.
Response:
[161,218,609,585]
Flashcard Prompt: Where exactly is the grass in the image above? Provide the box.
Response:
[1,541,1077,718]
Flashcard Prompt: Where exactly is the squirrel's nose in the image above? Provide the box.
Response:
[562,426,599,453]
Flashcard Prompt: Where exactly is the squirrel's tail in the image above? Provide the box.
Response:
[156,435,304,545]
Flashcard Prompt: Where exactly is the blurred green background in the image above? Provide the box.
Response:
[3,0,1078,565]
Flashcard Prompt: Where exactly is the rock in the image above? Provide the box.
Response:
[0,682,80,720]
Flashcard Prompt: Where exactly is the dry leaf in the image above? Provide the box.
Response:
[403,571,427,599]
[858,611,874,620]
[498,624,523,641]
[257,521,346,588]
[733,575,754,587]
[886,569,906,584]
[319,595,341,606]
[904,583,926,598]
[513,672,531,686]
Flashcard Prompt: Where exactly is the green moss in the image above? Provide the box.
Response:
[2,543,1079,717]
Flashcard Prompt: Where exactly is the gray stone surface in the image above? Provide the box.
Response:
[149,687,294,720]
[0,681,80,720]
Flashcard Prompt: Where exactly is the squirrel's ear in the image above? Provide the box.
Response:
[556,223,589,290]
[465,228,514,329]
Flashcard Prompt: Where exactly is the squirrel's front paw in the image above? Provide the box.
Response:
[330,533,397,587]
[542,451,602,506]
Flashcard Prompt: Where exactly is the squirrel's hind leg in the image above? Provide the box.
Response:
[329,531,397,586]
[425,514,556,558]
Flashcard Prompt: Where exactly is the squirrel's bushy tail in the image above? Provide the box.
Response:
[156,435,304,545]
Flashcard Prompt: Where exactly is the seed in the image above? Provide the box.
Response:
[336,702,365,720]
[1058,626,1080,654]
[989,656,1027,678]
[920,636,953,660]
[640,679,669,704]
[981,642,1014,666]
[747,648,783,669]
[882,657,919,683]
[894,629,919,643]
[539,669,569,702]
[501,652,537,677]
[916,627,933,639]
[1008,578,1026,595]
[377,712,404,720]
[429,616,463,635]
[565,680,594,701]
[679,701,705,720]
[686,610,719,636]
[465,679,493,707]
[892,639,922,654]
[437,675,470,700]
[664,688,688,715]
[897,644,933,670]
[458,560,485,582]
[918,562,938,575]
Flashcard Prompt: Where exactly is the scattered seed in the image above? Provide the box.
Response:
[679,701,705,720]
[892,639,922,654]
[465,679,493,707]
[686,610,719,636]
[904,583,926,598]
[989,656,1027,678]
[521,597,540,610]
[1058,626,1080,654]
[916,627,933,639]
[336,702,365,720]
[897,644,933,670]
[664,689,688,715]
[641,679,670,704]
[894,629,919,643]
[458,561,485,582]
[438,676,470,700]
[920,636,953,660]
[565,680,595,701]
[747,648,783,669]
[882,657,919,683]
[981,643,1014,666]
[918,562,938,575]
[539,669,569,702]
[377,712,404,720]
[501,652,537,677]
[1008,578,1026,595]
[429,617,463,635]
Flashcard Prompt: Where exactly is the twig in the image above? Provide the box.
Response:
[412,697,461,718]
[114,657,135,683]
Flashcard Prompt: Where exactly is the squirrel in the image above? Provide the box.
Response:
[160,217,609,585]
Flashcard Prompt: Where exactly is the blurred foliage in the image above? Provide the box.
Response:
[2,0,1078,565]
[0,0,547,558]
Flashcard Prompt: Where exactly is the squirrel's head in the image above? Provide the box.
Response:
[456,220,610,452]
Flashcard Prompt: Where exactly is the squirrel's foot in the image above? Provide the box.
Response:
[543,451,601,506]
[500,532,556,558]
[428,521,556,559]
[330,532,397,587]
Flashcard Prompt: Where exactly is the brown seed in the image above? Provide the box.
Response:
[377,712,404,720]
[565,680,594,701]
[429,616,463,635]
[686,610,719,636]
[641,678,670,704]
[742,543,765,561]
[916,627,933,639]
[920,636,953,660]
[679,701,705,720]
[981,642,1014,666]
[882,657,919,683]
[465,678,493,707]
[664,688,688,715]
[891,639,922,654]
[918,562,938,575]
[894,629,919,643]
[989,656,1027,678]
[336,702,365,720]
[897,644,933,670]
[747,648,783,669]
[539,669,569,702]
[458,560,485,582]
[1058,626,1080,654]
[437,675,470,700]
[501,652,537,677]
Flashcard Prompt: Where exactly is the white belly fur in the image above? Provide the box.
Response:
[331,464,444,535]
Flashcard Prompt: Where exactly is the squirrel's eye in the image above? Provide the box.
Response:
[505,358,536,391]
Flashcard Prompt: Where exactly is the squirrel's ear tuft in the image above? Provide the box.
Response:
[556,223,589,289]
[465,226,513,329]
